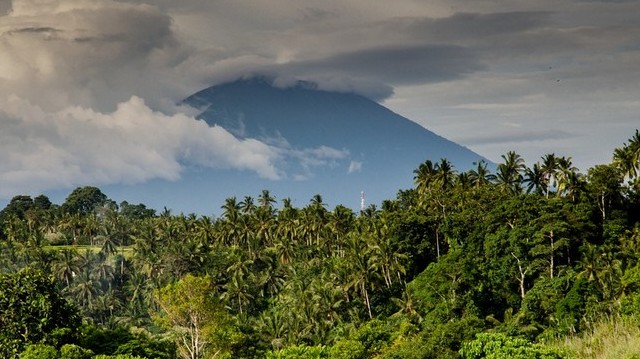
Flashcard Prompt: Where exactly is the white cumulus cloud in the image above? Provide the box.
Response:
[0,96,283,196]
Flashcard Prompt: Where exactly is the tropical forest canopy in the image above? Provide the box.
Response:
[1,130,640,359]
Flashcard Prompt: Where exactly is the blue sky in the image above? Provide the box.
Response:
[0,0,639,200]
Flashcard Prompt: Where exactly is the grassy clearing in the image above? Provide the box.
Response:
[554,316,640,359]
[44,244,135,258]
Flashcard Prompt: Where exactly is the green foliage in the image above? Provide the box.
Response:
[377,337,428,359]
[553,276,596,335]
[0,267,79,357]
[266,344,328,359]
[459,332,564,359]
[419,316,486,359]
[113,332,175,359]
[59,344,94,359]
[62,186,109,215]
[118,201,156,219]
[74,325,174,359]
[19,344,59,359]
[328,340,366,359]
[154,274,239,359]
[78,326,133,355]
[352,319,392,356]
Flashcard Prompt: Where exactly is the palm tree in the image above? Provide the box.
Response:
[4,215,28,244]
[240,196,256,215]
[562,170,585,202]
[468,160,496,188]
[303,195,328,248]
[125,271,153,318]
[223,255,255,315]
[344,231,375,319]
[94,256,115,290]
[255,308,287,349]
[52,249,80,287]
[434,158,457,190]
[58,213,84,245]
[102,288,123,325]
[391,288,421,320]
[613,130,640,186]
[495,151,525,194]
[309,194,326,211]
[258,190,277,213]
[327,205,355,257]
[221,197,241,222]
[72,268,101,311]
[540,153,558,197]
[555,156,580,197]
[523,163,545,195]
[367,221,407,288]
[96,227,118,257]
[193,215,215,245]
[413,160,437,195]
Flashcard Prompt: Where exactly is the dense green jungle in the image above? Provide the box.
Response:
[1,130,640,359]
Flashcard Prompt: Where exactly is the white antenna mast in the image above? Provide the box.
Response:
[360,191,365,212]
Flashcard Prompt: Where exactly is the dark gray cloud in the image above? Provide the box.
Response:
[0,0,10,15]
[577,0,636,2]
[400,11,552,40]
[259,43,484,100]
[302,44,484,86]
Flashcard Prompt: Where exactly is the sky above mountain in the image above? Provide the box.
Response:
[0,0,639,201]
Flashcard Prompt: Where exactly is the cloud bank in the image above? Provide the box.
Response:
[0,0,358,196]
[0,96,286,196]
[1,0,640,197]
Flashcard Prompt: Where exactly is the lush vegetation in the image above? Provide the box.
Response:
[1,130,639,358]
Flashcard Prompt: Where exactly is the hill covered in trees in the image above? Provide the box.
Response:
[1,130,639,358]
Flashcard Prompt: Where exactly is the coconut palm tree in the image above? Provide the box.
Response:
[52,249,80,287]
[495,151,525,194]
[434,158,457,190]
[72,268,101,311]
[540,153,559,197]
[221,197,241,222]
[555,156,579,197]
[523,163,545,195]
[613,129,640,186]
[240,196,256,215]
[258,190,277,213]
[413,160,437,195]
[96,227,118,257]
[468,160,496,188]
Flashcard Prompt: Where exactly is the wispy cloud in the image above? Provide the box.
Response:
[348,161,363,174]
[460,129,575,146]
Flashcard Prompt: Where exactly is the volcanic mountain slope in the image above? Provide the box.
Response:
[75,78,488,215]
[167,78,489,212]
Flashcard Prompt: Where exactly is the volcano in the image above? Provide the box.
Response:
[102,78,487,214]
